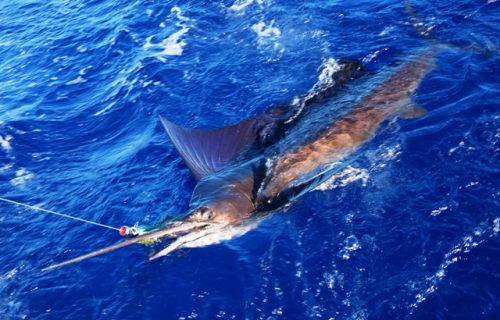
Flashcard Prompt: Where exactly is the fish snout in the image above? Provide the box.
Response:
[156,220,219,240]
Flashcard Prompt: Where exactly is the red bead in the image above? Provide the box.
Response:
[119,226,127,236]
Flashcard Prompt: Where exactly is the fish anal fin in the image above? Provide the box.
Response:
[399,102,427,119]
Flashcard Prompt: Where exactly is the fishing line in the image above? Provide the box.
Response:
[0,197,120,231]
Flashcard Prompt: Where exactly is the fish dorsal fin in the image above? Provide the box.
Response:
[160,116,259,179]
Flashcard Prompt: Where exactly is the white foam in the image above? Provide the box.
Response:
[315,166,369,191]
[1,163,14,172]
[0,266,20,281]
[0,135,13,152]
[373,144,402,169]
[430,206,448,216]
[320,58,341,80]
[143,6,191,62]
[144,28,190,58]
[171,5,190,22]
[229,0,263,12]
[362,48,388,64]
[271,307,283,316]
[379,26,395,36]
[10,168,34,186]
[65,76,87,85]
[317,58,342,88]
[251,20,281,40]
[31,152,51,162]
[465,181,479,188]
[337,235,362,260]
[251,20,283,55]
[296,58,342,118]
[381,144,401,161]
[448,141,465,155]
[344,235,361,251]
[409,219,497,312]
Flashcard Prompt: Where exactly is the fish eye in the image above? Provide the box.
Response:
[198,207,213,220]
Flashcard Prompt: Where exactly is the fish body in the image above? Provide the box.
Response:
[257,49,434,209]
[153,49,435,258]
[44,50,436,270]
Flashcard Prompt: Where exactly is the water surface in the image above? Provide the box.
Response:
[0,0,499,319]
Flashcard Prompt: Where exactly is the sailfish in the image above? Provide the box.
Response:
[43,48,436,271]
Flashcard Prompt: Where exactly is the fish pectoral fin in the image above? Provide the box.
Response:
[399,102,427,119]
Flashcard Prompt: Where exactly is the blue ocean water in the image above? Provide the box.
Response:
[0,0,499,319]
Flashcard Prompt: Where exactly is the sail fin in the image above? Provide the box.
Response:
[160,116,260,179]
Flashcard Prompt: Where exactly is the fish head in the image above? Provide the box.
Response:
[186,200,249,225]
[188,176,257,225]
[148,195,263,260]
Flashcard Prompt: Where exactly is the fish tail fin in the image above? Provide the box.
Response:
[404,0,497,56]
